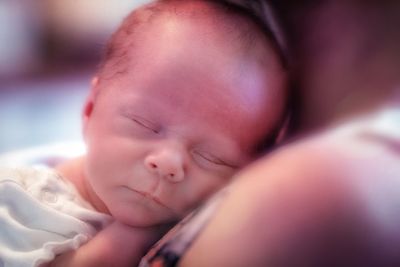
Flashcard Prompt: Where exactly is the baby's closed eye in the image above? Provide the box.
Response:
[130,116,160,134]
[191,150,237,170]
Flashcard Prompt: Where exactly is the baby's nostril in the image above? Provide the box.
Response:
[150,163,157,169]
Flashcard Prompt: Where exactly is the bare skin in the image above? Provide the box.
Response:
[49,1,287,266]
[180,127,400,267]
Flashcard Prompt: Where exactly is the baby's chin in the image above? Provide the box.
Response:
[110,205,181,228]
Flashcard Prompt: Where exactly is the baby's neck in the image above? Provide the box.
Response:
[55,157,109,214]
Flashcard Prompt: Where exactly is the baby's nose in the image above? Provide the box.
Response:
[144,148,185,183]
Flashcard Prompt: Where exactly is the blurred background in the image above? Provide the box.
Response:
[0,0,150,153]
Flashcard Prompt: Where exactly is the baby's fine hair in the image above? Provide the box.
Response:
[96,0,290,152]
[97,0,288,82]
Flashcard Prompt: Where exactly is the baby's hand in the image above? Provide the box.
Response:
[48,221,166,267]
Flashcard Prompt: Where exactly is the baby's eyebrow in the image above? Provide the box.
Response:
[118,103,145,117]
[117,105,139,118]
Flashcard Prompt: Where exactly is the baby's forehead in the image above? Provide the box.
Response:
[99,0,285,83]
[125,1,276,52]
[134,1,258,27]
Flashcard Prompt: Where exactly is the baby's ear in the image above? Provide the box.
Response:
[82,77,99,139]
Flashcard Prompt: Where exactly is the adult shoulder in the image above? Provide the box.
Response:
[180,125,400,266]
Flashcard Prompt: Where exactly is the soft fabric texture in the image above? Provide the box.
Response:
[0,166,112,267]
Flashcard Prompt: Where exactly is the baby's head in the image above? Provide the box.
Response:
[82,0,288,227]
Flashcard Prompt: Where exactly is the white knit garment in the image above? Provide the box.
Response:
[0,166,112,267]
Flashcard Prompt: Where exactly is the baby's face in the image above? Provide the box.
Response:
[83,11,286,227]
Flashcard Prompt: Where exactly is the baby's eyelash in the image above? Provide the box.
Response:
[131,117,160,134]
[193,151,236,168]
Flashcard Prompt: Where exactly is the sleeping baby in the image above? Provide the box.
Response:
[0,0,288,266]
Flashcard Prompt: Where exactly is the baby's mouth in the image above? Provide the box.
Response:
[124,186,173,211]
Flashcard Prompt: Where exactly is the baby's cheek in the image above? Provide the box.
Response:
[182,171,233,212]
